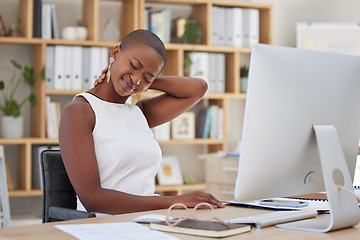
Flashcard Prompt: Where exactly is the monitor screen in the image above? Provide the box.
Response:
[234,44,360,202]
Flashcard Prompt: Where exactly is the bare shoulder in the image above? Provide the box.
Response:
[61,95,95,128]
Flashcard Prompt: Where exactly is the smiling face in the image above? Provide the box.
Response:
[109,44,164,97]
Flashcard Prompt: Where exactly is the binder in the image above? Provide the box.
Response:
[196,108,207,138]
[50,4,59,39]
[218,108,224,139]
[82,47,91,90]
[41,4,52,39]
[203,108,212,138]
[215,53,225,93]
[163,9,171,43]
[217,7,225,46]
[249,9,260,47]
[155,11,164,42]
[33,0,42,38]
[100,47,109,72]
[210,105,219,139]
[211,6,219,46]
[89,47,101,89]
[242,9,250,47]
[63,46,72,90]
[45,46,55,89]
[71,46,83,90]
[53,45,65,90]
[208,53,217,93]
[233,8,244,47]
[224,7,234,46]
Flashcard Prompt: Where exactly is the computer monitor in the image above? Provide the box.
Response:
[234,44,360,202]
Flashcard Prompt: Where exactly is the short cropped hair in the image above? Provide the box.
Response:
[120,29,167,67]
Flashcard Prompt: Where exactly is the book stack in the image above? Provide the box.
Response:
[187,52,226,94]
[196,105,224,140]
[212,6,259,47]
[46,46,108,91]
[144,7,171,43]
[45,96,61,139]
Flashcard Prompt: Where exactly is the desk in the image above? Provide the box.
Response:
[0,206,359,240]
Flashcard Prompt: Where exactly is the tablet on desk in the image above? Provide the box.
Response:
[259,199,309,208]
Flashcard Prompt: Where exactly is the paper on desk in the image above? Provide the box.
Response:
[55,222,179,240]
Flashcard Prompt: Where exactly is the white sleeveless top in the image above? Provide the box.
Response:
[75,92,162,211]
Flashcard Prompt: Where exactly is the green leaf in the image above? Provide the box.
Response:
[40,67,46,80]
[23,66,35,86]
[29,94,37,106]
[5,100,20,117]
[10,60,21,70]
[0,81,4,90]
[12,108,20,118]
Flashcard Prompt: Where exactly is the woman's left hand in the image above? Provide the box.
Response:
[94,67,108,87]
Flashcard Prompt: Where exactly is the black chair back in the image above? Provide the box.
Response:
[41,150,95,223]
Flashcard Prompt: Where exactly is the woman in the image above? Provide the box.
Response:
[59,29,224,215]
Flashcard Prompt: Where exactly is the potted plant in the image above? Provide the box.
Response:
[0,60,39,138]
[180,15,202,44]
[9,19,21,37]
[240,65,249,93]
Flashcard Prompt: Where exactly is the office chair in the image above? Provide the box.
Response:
[41,149,96,223]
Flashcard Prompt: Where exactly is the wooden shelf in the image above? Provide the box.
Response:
[46,89,85,96]
[0,37,43,45]
[158,138,224,145]
[155,183,205,195]
[0,138,58,145]
[8,189,42,197]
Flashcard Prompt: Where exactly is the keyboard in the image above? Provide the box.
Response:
[229,210,318,228]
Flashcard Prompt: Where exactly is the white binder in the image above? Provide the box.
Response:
[53,45,65,90]
[71,46,83,90]
[45,45,55,89]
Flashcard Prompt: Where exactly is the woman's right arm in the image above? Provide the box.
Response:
[59,98,224,214]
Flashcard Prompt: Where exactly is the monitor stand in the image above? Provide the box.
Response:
[277,125,360,232]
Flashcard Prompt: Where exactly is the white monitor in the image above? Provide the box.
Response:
[234,44,360,202]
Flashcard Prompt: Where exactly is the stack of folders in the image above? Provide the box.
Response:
[46,46,109,91]
[211,6,259,47]
[188,52,226,94]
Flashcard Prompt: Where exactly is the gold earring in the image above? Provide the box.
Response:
[107,57,115,83]
[131,94,138,107]
[106,69,111,83]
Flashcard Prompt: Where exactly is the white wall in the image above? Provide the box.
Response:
[251,0,360,47]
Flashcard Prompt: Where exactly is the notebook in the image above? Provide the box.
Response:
[150,219,251,238]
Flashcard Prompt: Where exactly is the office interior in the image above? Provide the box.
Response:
[0,0,360,227]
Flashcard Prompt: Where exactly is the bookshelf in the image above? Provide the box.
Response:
[0,0,272,197]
